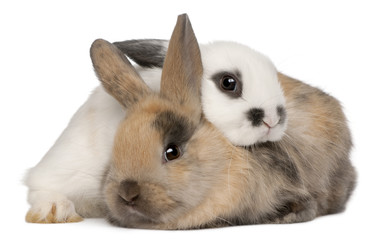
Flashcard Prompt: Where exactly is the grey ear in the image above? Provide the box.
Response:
[113,39,169,68]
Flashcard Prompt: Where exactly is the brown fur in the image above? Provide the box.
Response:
[91,14,356,229]
[91,38,151,108]
[160,14,203,109]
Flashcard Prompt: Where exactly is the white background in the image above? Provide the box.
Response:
[1,0,376,239]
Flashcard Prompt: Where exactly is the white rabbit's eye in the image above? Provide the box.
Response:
[221,76,237,91]
[164,144,181,162]
[212,71,242,98]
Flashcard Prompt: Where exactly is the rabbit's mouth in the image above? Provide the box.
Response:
[107,207,158,229]
[105,180,181,229]
[106,194,167,229]
[259,121,287,143]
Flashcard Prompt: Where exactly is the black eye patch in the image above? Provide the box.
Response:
[211,70,243,98]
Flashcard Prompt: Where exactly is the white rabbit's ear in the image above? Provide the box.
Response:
[114,39,168,68]
[160,14,203,109]
[90,39,151,108]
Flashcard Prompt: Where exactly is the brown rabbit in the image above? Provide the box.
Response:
[90,14,356,229]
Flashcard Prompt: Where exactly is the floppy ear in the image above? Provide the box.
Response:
[90,39,151,108]
[160,14,203,108]
[113,39,168,68]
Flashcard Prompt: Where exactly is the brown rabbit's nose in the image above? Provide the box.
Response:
[119,180,140,205]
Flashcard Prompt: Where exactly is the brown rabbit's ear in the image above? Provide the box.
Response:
[160,14,203,108]
[90,39,151,108]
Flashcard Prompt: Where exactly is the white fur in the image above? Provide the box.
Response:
[25,41,287,220]
[200,42,286,146]
[25,87,124,218]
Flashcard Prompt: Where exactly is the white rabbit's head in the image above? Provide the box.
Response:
[114,40,287,146]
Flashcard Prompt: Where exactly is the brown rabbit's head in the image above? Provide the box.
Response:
[91,14,250,229]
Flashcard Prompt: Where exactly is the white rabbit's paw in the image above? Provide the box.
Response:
[26,200,83,223]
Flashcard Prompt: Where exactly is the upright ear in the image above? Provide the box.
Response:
[113,39,169,68]
[160,14,203,108]
[90,39,151,108]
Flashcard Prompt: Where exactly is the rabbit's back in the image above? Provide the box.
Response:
[276,74,355,215]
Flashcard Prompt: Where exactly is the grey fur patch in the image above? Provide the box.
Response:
[153,110,196,147]
[277,105,287,125]
[250,142,301,184]
[114,39,168,68]
[246,108,265,127]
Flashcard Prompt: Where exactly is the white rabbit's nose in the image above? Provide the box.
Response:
[263,105,286,128]
[262,117,280,129]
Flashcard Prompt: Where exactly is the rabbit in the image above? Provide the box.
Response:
[114,39,287,146]
[24,19,287,222]
[92,15,355,229]
[24,14,355,226]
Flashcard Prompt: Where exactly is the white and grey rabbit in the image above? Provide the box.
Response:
[24,21,287,222]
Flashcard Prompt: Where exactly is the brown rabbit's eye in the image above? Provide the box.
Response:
[220,75,237,91]
[164,144,181,162]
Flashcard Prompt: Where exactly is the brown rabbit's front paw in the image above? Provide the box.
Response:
[272,204,317,224]
[266,198,318,224]
[270,211,314,224]
[26,200,83,223]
